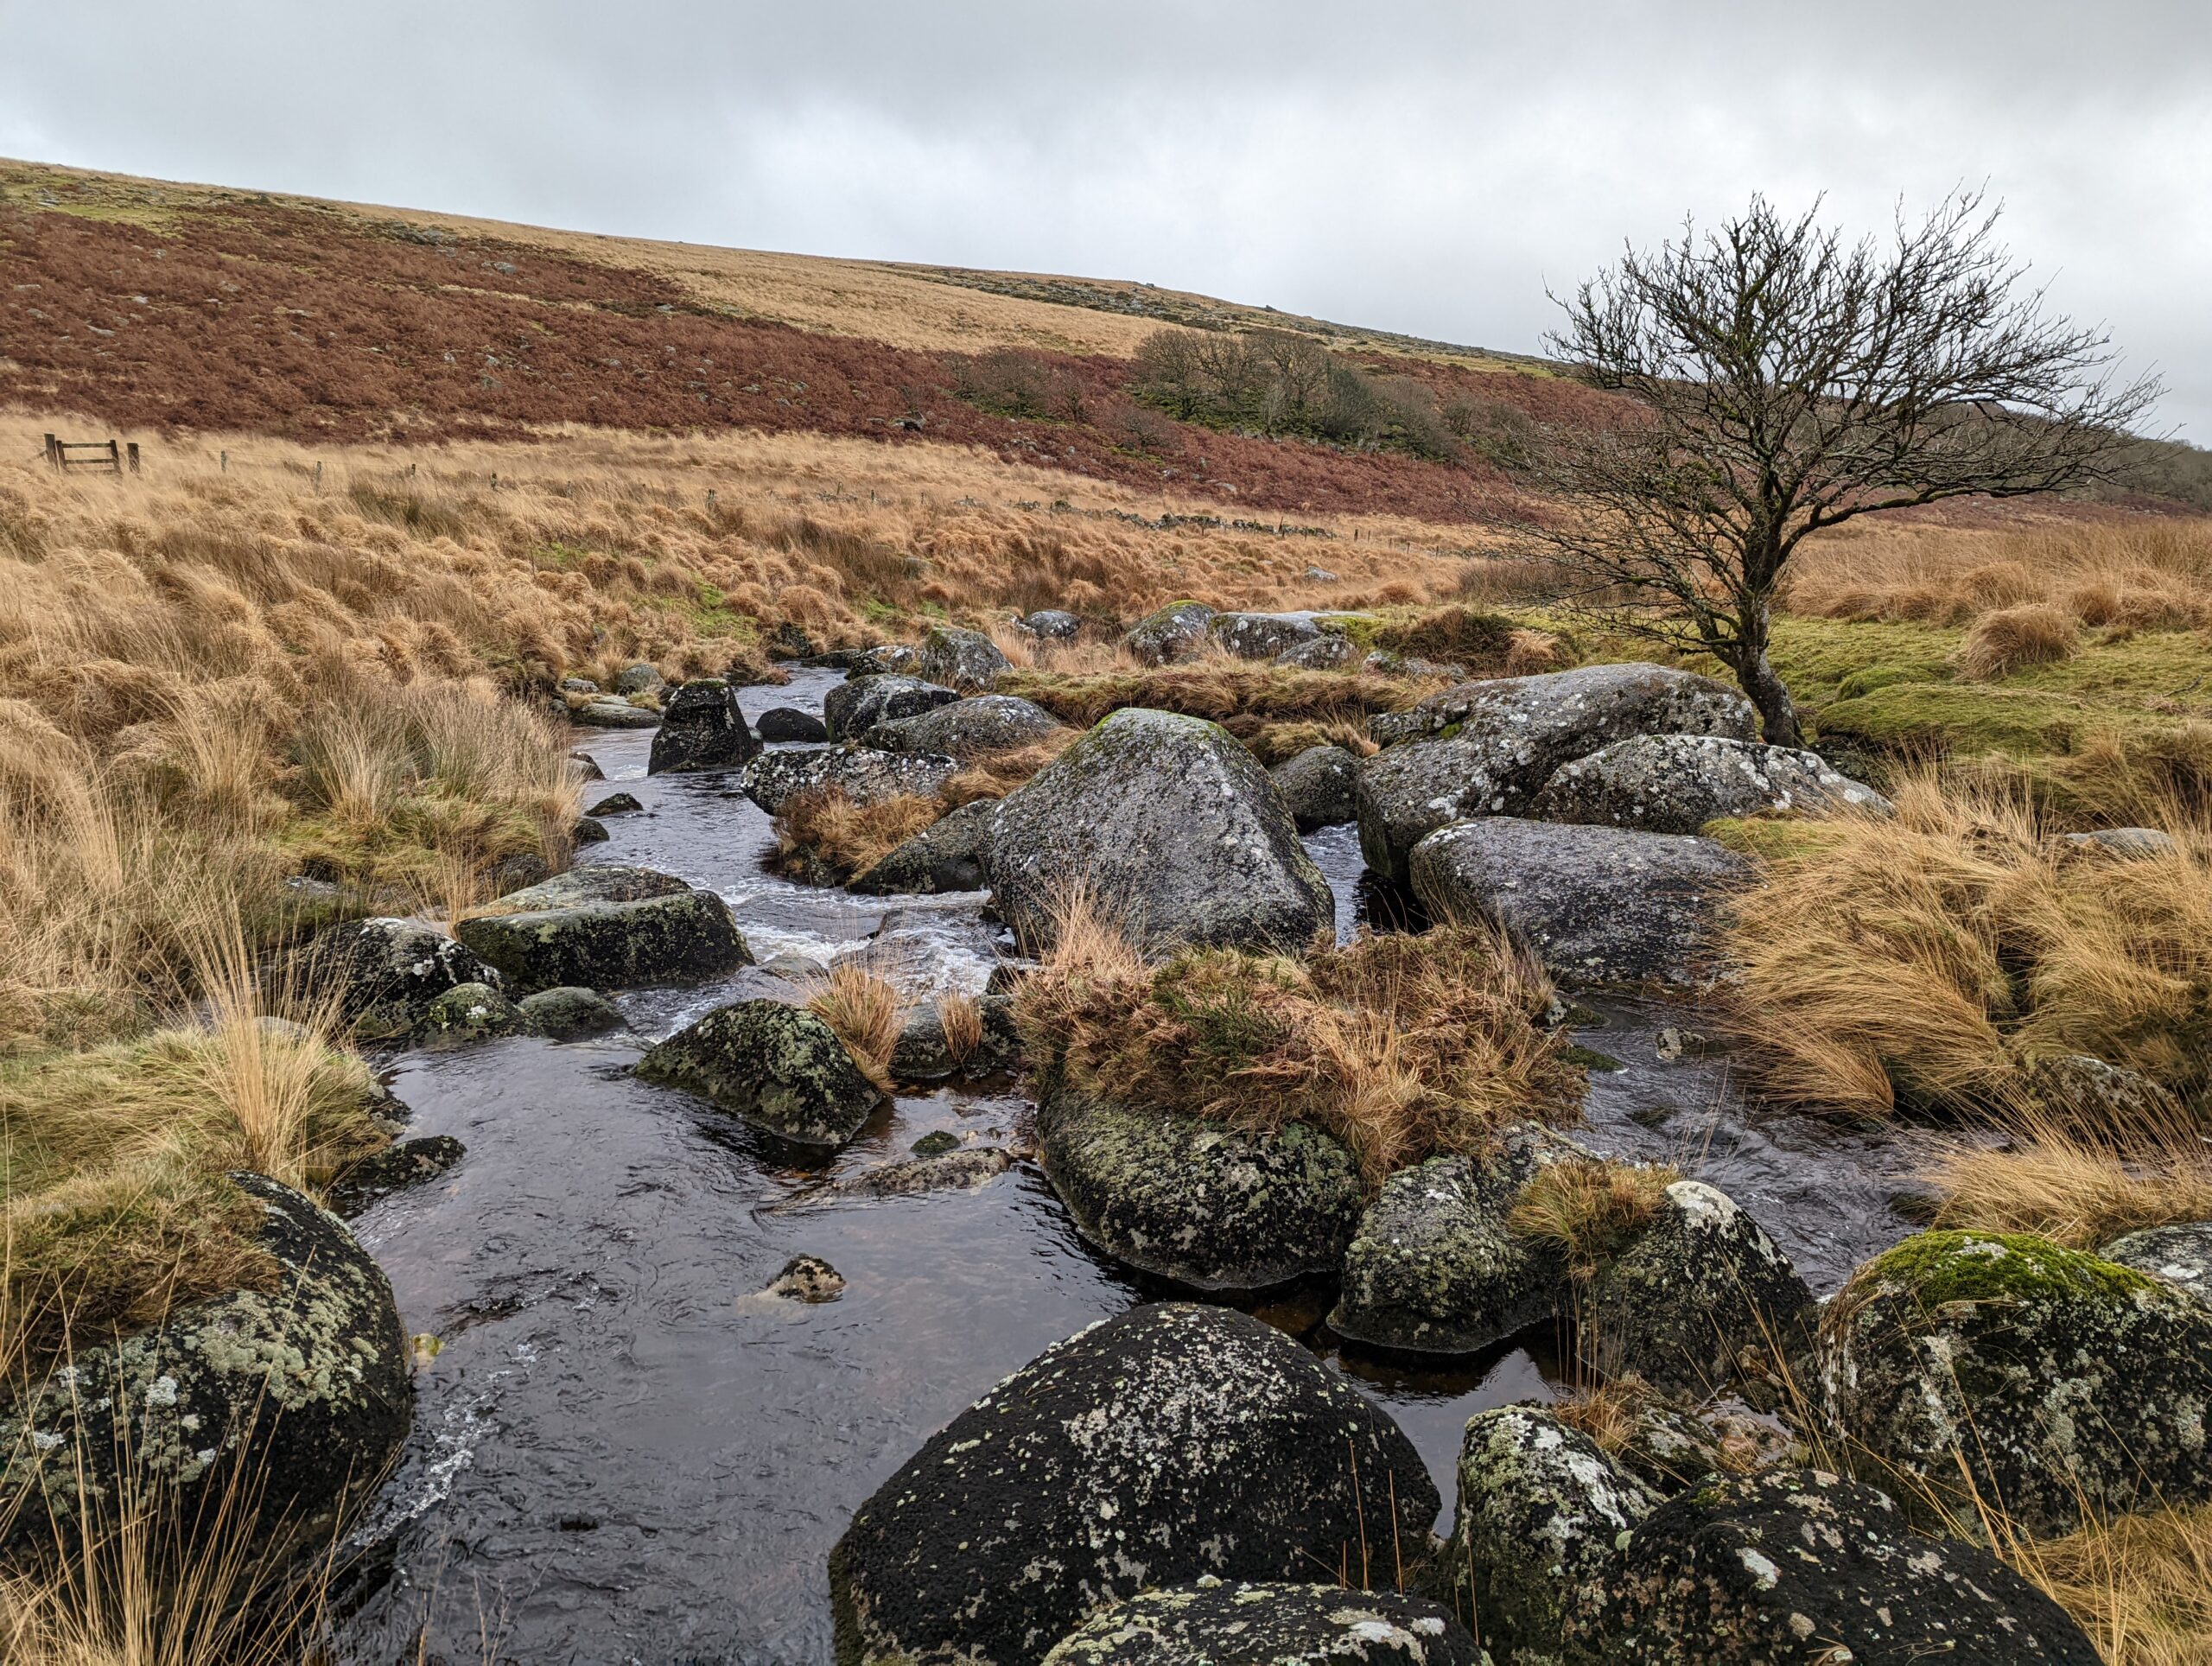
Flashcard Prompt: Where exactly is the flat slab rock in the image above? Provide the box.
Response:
[830,1302,1437,1666]
[1533,732,1892,834]
[1409,817,1751,988]
[1041,1580,1478,1666]
[453,864,751,994]
[739,745,960,817]
[861,693,1063,760]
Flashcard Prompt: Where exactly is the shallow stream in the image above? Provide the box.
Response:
[332,670,1919,1664]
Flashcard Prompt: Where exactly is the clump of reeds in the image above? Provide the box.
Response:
[770,789,944,885]
[804,961,912,1092]
[1507,1158,1681,1281]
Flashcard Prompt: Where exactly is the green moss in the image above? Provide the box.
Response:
[1700,815,1853,863]
[1561,1044,1624,1073]
[1866,1230,2158,1312]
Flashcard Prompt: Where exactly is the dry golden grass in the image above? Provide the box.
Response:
[1507,1158,1680,1281]
[1923,1117,2212,1250]
[1724,772,2212,1117]
[1789,512,2212,631]
[804,963,911,1093]
[771,790,944,887]
[1000,662,1440,733]
[937,993,985,1069]
[2021,1504,2212,1666]
[1015,900,1582,1184]
[1953,602,2082,680]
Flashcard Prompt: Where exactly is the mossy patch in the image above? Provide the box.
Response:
[1865,1229,2158,1313]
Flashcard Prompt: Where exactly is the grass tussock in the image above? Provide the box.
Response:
[1953,603,2081,681]
[1507,1158,1680,1281]
[1014,900,1583,1184]
[771,790,944,886]
[2018,1503,2212,1666]
[804,963,911,1092]
[942,729,1084,805]
[938,993,985,1068]
[997,662,1439,733]
[1724,772,2212,1117]
[1921,1116,2212,1251]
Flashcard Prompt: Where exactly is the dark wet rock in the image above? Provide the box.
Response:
[569,697,659,729]
[741,745,962,817]
[330,1134,467,1215]
[648,678,761,775]
[889,990,1020,1080]
[1210,610,1325,659]
[1572,1469,2099,1664]
[1329,1126,1592,1356]
[985,958,1039,994]
[1042,1580,1479,1666]
[2022,1052,2184,1127]
[487,850,553,897]
[1533,734,1894,834]
[2061,825,2177,859]
[0,1174,411,1571]
[516,984,626,1040]
[571,814,610,843]
[763,1254,845,1302]
[1818,1230,2212,1535]
[769,622,818,659]
[758,950,829,982]
[418,980,526,1042]
[823,673,962,741]
[990,708,1334,956]
[638,998,882,1148]
[1427,1405,1656,1662]
[825,1147,1015,1200]
[296,917,502,1043]
[569,749,606,780]
[912,1129,962,1157]
[587,791,643,815]
[1123,600,1217,666]
[757,706,830,742]
[862,693,1065,760]
[1408,819,1751,988]
[1039,1088,1362,1290]
[916,624,1012,691]
[851,798,995,895]
[454,865,751,994]
[2100,1222,2212,1313]
[1584,1180,1816,1402]
[830,1302,1438,1666]
[1020,608,1083,640]
[1358,664,1759,884]
[1270,744,1360,831]
[851,644,922,677]
[1274,632,1357,671]
[613,661,663,695]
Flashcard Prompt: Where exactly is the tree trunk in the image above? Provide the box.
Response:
[1732,604,1802,745]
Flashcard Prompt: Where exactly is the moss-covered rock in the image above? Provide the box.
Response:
[1817,1230,2212,1534]
[294,916,504,1043]
[990,708,1334,956]
[1569,1469,2098,1663]
[861,693,1064,760]
[915,623,1013,691]
[1039,1087,1363,1290]
[2100,1221,2212,1313]
[829,1302,1439,1666]
[454,864,751,994]
[1042,1580,1479,1665]
[887,990,1019,1079]
[515,984,625,1039]
[1584,1180,1815,1402]
[1123,600,1216,666]
[417,980,525,1042]
[1330,1127,1592,1356]
[1209,610,1327,660]
[647,677,761,774]
[1425,1406,1656,1666]
[823,672,960,741]
[1270,744,1360,831]
[0,1174,410,1574]
[638,998,882,1148]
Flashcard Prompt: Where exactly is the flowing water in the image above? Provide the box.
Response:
[332,669,1919,1665]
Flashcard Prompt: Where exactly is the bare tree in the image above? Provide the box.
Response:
[1530,191,2161,744]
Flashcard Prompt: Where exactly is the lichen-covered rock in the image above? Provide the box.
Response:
[1042,1580,1479,1666]
[572,813,610,843]
[2060,825,2178,860]
[2100,1222,2212,1313]
[1124,600,1217,665]
[1357,664,1759,884]
[823,1147,1015,1200]
[850,644,921,677]
[914,623,1012,691]
[888,989,1020,1079]
[587,791,643,816]
[1271,745,1360,831]
[638,998,882,1148]
[1274,632,1357,671]
[417,980,525,1042]
[1039,1088,1363,1289]
[1818,1230,2212,1534]
[647,678,761,774]
[1583,1180,1816,1402]
[990,709,1334,956]
[830,1302,1439,1666]
[1329,1127,1591,1356]
[1021,608,1083,641]
[1569,1469,2099,1663]
[454,865,751,994]
[1600,1395,1797,1497]
[0,1174,411,1571]
[329,1134,466,1215]
[2022,1052,2184,1127]
[1427,1406,1656,1664]
[515,984,626,1039]
[1533,734,1892,834]
[823,673,961,741]
[740,744,960,817]
[296,917,503,1042]
[851,798,996,895]
[569,696,660,729]
[613,661,663,695]
[1210,611,1325,660]
[763,1254,846,1302]
[1408,819,1751,988]
[861,693,1065,760]
[757,705,830,742]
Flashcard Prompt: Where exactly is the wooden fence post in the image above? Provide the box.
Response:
[43,434,59,469]
[220,450,228,473]
[127,442,140,474]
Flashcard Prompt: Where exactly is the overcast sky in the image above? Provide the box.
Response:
[5,1,2208,436]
